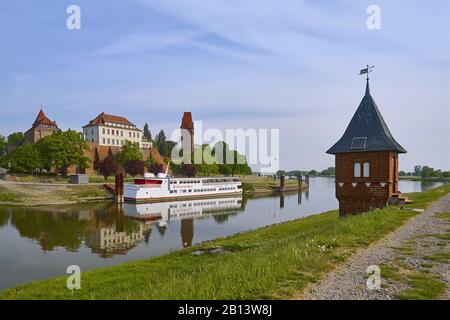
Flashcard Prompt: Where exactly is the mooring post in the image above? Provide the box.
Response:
[280,175,285,193]
[298,175,303,204]
[115,172,124,204]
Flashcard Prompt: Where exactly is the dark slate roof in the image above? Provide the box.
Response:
[326,80,406,154]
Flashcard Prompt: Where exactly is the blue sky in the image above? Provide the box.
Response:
[0,0,449,171]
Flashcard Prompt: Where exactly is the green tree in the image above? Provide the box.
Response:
[413,165,422,176]
[287,170,304,177]
[155,130,166,146]
[7,132,25,147]
[320,167,335,176]
[0,144,43,173]
[276,170,287,177]
[399,170,407,177]
[0,134,6,156]
[194,144,219,176]
[421,166,435,178]
[143,123,152,141]
[218,165,232,175]
[213,141,251,176]
[114,141,143,165]
[36,130,90,171]
[154,130,176,158]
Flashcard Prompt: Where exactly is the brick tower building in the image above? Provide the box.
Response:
[180,112,194,154]
[24,108,59,144]
[326,77,407,216]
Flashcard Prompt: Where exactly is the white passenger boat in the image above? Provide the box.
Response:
[124,172,243,202]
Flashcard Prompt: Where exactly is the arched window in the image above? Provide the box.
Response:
[363,162,370,177]
[354,162,361,177]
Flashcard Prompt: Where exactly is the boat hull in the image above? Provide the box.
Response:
[124,190,243,203]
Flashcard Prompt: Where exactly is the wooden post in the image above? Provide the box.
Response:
[115,172,124,204]
[280,175,285,193]
[298,175,303,204]
[298,175,303,189]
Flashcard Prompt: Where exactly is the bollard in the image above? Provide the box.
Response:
[115,172,124,204]
[280,175,285,193]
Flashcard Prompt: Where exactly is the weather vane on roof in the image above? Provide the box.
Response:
[359,65,375,80]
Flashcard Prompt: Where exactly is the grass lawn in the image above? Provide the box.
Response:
[241,176,302,195]
[57,185,110,199]
[0,185,21,202]
[1,184,448,300]
[0,183,110,205]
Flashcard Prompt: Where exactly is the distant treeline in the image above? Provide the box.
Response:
[400,165,450,179]
[275,167,335,177]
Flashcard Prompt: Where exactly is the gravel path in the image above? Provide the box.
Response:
[299,194,450,300]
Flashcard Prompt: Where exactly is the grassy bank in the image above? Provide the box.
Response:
[242,176,307,196]
[1,184,448,300]
[0,183,111,206]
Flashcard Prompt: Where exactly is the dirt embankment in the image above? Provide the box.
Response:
[243,179,308,196]
[0,180,112,206]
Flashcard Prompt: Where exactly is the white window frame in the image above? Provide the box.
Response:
[354,162,361,177]
[363,162,370,177]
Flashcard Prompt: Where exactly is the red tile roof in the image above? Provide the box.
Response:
[85,112,136,127]
[180,112,193,130]
[32,109,58,127]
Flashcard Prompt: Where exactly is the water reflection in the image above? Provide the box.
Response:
[0,197,247,260]
[3,205,146,257]
[123,196,245,248]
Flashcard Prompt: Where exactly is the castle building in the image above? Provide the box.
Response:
[82,112,144,148]
[326,78,407,216]
[24,108,59,144]
[180,112,194,154]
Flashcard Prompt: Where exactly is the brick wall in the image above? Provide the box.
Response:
[24,125,58,144]
[334,151,399,216]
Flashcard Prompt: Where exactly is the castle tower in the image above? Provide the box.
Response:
[180,112,194,154]
[24,107,59,144]
[326,76,407,217]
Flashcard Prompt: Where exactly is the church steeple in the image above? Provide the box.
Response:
[365,78,370,96]
[326,71,406,155]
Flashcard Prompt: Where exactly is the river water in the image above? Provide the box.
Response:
[0,177,443,291]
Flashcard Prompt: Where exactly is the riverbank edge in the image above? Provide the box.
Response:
[0,179,308,206]
[242,180,308,197]
[1,184,448,300]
